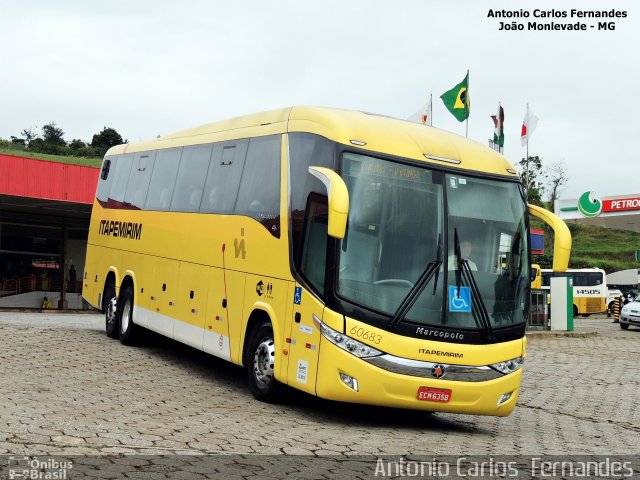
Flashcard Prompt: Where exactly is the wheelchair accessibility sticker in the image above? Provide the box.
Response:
[448,286,472,313]
[294,286,302,305]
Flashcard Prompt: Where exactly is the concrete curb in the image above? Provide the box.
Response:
[526,330,598,338]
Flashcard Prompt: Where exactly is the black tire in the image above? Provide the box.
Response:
[118,286,139,345]
[245,320,285,403]
[573,305,578,318]
[104,284,119,339]
[620,323,629,330]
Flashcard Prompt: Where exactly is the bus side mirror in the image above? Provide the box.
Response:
[528,204,572,273]
[308,166,349,239]
[530,269,537,282]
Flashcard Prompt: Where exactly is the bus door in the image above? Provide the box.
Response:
[285,284,324,395]
[174,262,209,350]
[203,267,232,362]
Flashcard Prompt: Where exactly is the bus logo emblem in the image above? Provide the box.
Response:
[234,238,246,259]
[432,364,446,378]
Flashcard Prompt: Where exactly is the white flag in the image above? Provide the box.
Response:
[408,95,432,126]
[521,105,539,146]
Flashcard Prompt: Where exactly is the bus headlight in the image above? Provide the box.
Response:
[490,356,524,375]
[313,315,383,359]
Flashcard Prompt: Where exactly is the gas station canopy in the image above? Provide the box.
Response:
[556,191,640,234]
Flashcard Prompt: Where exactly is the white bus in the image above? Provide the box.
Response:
[541,268,607,316]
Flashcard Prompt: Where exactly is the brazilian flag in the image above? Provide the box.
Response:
[440,74,470,122]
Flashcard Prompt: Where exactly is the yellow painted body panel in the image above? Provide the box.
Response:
[315,340,521,416]
[84,106,543,417]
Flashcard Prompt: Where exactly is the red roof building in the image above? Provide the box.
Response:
[0,154,99,309]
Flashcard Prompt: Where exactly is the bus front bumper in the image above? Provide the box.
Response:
[315,340,522,416]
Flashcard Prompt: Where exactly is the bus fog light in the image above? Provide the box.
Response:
[340,372,359,392]
[497,391,513,405]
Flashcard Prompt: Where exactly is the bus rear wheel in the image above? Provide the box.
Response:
[104,284,118,339]
[246,320,285,403]
[118,286,139,345]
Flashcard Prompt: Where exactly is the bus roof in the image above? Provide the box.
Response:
[107,106,518,177]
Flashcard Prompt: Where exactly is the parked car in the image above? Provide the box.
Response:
[607,289,623,317]
[620,296,640,330]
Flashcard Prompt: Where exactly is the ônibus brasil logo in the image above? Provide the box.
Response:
[577,191,602,217]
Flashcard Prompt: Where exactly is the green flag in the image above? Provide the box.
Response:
[440,74,470,122]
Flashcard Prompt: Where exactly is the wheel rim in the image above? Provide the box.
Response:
[106,297,117,329]
[121,298,131,334]
[253,337,275,387]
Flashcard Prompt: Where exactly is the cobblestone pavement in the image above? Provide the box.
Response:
[0,311,638,476]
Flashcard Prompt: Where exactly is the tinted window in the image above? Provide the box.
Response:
[108,154,134,204]
[145,148,182,211]
[124,152,156,209]
[288,133,335,275]
[299,195,328,294]
[171,144,212,212]
[200,140,248,214]
[235,135,281,237]
[96,156,116,203]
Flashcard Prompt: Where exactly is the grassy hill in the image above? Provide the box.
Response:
[533,222,639,273]
[0,146,102,168]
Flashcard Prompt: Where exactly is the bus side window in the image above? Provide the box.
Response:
[96,157,116,203]
[170,144,212,212]
[145,148,182,211]
[200,141,248,214]
[234,135,281,236]
[108,154,134,206]
[299,194,328,294]
[124,152,156,209]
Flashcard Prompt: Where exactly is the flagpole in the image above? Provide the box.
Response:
[499,102,503,154]
[465,69,470,138]
[525,103,530,190]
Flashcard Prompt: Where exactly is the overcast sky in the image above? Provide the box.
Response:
[1,0,637,200]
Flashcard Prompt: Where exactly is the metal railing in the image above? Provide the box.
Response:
[528,288,550,330]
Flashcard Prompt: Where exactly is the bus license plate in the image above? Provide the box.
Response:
[417,387,452,403]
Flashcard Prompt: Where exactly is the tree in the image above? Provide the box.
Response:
[41,122,65,147]
[91,127,124,157]
[68,139,87,150]
[517,155,547,206]
[545,160,569,213]
[10,136,25,147]
[20,128,38,146]
[26,122,67,154]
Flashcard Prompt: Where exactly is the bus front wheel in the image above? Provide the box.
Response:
[118,286,139,345]
[246,320,285,403]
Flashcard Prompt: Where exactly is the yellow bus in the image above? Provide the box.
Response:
[83,106,570,416]
[540,268,607,316]
[530,263,542,289]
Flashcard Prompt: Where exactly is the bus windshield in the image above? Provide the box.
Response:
[336,153,529,333]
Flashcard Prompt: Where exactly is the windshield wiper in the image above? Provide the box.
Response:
[387,259,442,330]
[453,229,494,340]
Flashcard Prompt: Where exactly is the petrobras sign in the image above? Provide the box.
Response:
[603,196,640,213]
[560,191,640,218]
